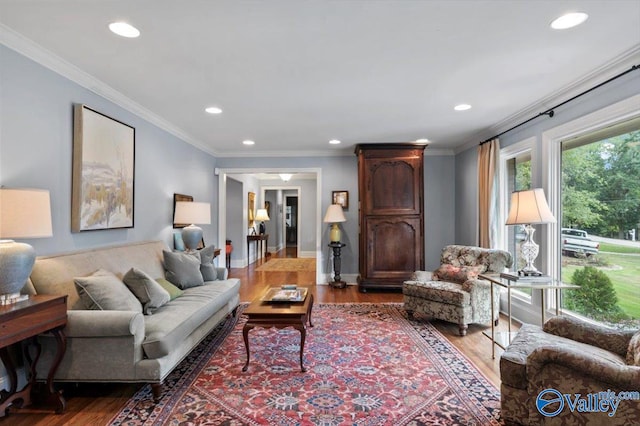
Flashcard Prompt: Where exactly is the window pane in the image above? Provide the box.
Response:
[560,128,640,330]
[506,154,532,296]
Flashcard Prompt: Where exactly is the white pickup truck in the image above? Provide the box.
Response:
[562,228,600,257]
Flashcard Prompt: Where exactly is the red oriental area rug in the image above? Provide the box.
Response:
[109,303,501,425]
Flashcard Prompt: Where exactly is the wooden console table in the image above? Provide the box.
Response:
[247,234,269,264]
[0,295,68,416]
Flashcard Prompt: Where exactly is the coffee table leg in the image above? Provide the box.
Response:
[242,323,254,372]
[296,325,307,372]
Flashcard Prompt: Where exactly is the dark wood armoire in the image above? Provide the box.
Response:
[355,143,426,292]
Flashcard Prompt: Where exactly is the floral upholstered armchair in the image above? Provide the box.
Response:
[402,245,512,336]
[501,316,640,425]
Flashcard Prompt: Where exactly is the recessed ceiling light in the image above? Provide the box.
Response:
[550,12,588,30]
[454,104,472,111]
[108,22,140,38]
[205,106,222,114]
[329,139,341,145]
[242,140,255,146]
[415,138,430,143]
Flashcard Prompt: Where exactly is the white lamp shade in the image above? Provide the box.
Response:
[0,188,53,239]
[323,204,346,223]
[174,201,211,225]
[506,188,556,225]
[255,208,270,222]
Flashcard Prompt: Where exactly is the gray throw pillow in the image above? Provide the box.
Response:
[123,268,171,315]
[199,245,218,281]
[74,269,142,312]
[163,250,204,289]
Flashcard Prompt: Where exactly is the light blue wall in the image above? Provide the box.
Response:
[1,44,457,276]
[454,70,640,246]
[0,45,219,255]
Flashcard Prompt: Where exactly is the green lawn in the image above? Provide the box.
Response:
[598,242,640,254]
[562,252,640,320]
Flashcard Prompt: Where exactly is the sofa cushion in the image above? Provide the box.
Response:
[627,331,640,366]
[432,264,486,284]
[155,277,184,301]
[500,324,628,390]
[198,245,218,281]
[403,280,470,306]
[122,268,170,315]
[142,278,241,359]
[74,269,143,312]
[163,250,204,289]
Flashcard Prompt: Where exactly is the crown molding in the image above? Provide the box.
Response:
[454,45,640,155]
[1,24,221,157]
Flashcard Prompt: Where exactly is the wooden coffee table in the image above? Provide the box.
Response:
[242,287,314,372]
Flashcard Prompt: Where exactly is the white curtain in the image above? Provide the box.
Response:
[478,139,500,248]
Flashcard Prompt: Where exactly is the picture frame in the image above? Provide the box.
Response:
[173,193,193,228]
[332,190,349,209]
[72,104,135,232]
[248,192,256,229]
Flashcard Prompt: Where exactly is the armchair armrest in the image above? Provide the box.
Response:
[64,310,145,342]
[543,316,636,357]
[527,345,640,389]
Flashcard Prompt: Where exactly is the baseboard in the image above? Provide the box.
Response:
[322,273,358,285]
[298,251,316,258]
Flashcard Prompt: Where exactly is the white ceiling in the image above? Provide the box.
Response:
[1,1,639,157]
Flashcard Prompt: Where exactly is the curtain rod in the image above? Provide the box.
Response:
[480,64,640,145]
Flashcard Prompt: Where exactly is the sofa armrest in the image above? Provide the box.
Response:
[64,310,145,341]
[543,316,636,357]
[527,345,640,389]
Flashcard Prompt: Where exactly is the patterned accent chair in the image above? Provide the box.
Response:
[500,316,640,425]
[402,245,512,336]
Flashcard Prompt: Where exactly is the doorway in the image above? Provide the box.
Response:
[285,195,298,255]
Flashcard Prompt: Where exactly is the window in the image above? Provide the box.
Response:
[544,95,640,331]
[500,138,534,297]
[560,122,640,330]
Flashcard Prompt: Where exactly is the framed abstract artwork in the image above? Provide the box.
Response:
[71,104,135,232]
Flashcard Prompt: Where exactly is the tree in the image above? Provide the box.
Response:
[564,266,626,322]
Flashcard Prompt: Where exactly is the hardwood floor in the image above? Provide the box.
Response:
[3,248,513,425]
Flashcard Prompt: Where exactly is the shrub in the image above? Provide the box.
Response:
[564,266,627,322]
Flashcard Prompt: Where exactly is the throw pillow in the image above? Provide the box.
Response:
[123,268,171,315]
[155,277,184,301]
[432,264,487,284]
[74,269,142,312]
[163,250,204,289]
[198,245,218,281]
[627,331,640,366]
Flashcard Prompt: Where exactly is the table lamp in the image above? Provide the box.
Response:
[255,208,270,235]
[174,201,211,251]
[0,188,53,304]
[505,188,556,276]
[323,204,346,242]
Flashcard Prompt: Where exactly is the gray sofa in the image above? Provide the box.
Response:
[26,240,240,400]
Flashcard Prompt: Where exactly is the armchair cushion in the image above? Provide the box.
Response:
[432,264,486,284]
[403,280,470,305]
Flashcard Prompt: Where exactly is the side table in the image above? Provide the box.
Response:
[247,234,269,264]
[478,273,579,358]
[0,295,68,416]
[328,242,347,288]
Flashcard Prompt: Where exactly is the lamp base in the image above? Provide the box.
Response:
[182,225,203,252]
[0,293,29,305]
[0,240,36,298]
